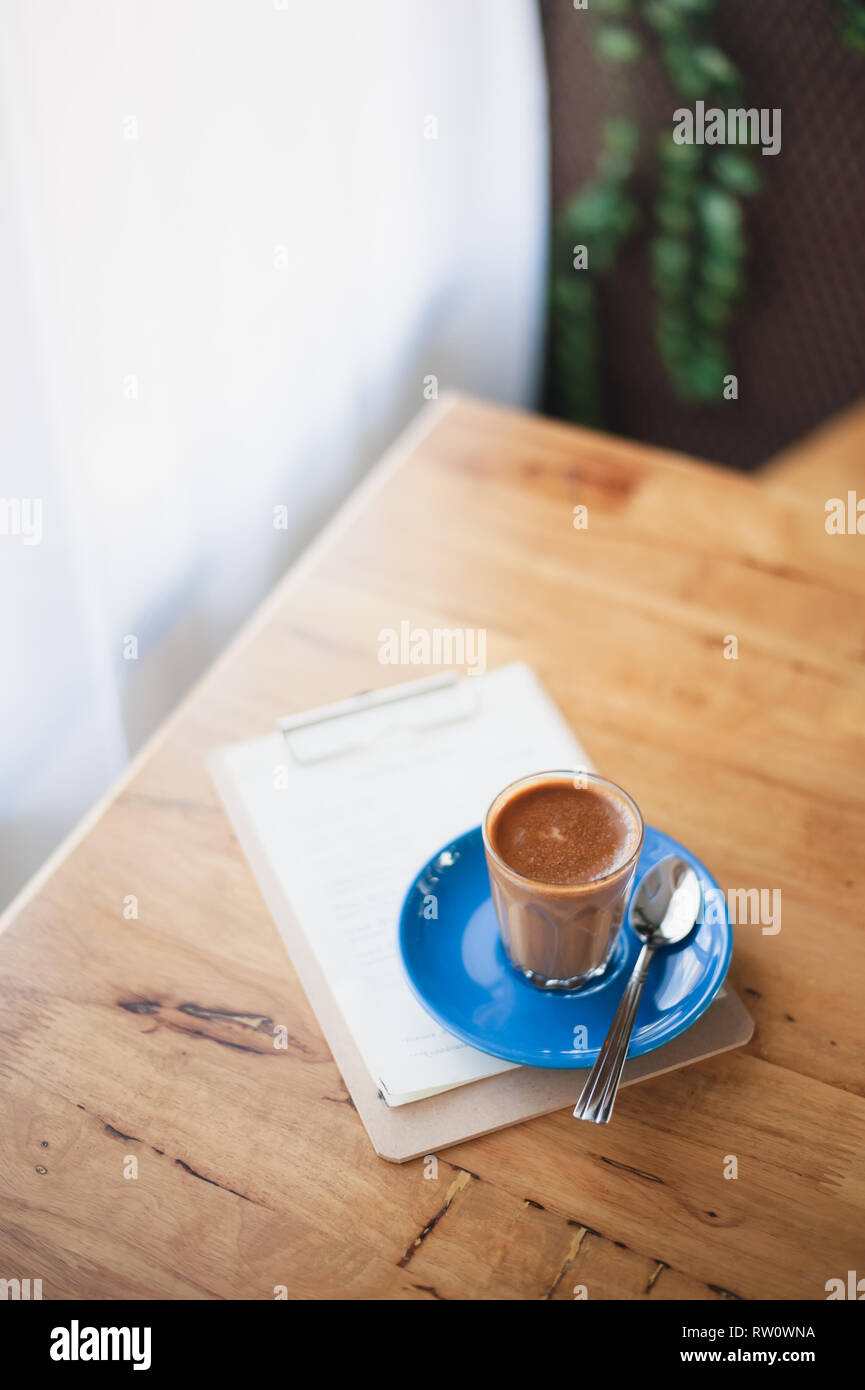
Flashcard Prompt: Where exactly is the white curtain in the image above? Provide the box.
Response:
[0,0,549,913]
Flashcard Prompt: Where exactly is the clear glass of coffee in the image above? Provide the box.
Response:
[482,771,644,990]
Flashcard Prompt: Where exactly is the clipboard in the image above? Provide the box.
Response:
[208,666,754,1161]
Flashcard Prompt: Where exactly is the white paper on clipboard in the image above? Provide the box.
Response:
[208,662,594,1106]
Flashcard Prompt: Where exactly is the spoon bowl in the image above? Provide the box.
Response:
[630,854,703,946]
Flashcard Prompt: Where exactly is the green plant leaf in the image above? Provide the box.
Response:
[689,349,730,400]
[592,24,643,64]
[569,185,621,237]
[663,42,709,100]
[693,44,741,92]
[694,289,731,327]
[697,186,742,242]
[713,151,762,196]
[651,235,693,283]
[643,1,686,37]
[700,259,744,297]
[659,135,703,175]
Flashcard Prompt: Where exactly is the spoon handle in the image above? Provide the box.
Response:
[573,942,656,1124]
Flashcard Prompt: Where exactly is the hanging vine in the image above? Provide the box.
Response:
[547,115,640,426]
[646,0,761,402]
[547,0,763,424]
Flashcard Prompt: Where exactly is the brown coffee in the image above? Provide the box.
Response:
[483,773,643,989]
[489,780,639,886]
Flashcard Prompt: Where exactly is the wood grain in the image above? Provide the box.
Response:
[1,394,863,1300]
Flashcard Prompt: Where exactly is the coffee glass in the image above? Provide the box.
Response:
[482,771,644,990]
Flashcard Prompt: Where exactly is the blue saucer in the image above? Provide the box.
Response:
[398,824,731,1068]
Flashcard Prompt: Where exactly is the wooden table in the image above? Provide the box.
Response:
[2,396,863,1301]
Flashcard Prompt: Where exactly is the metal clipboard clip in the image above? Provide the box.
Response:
[277,672,478,764]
